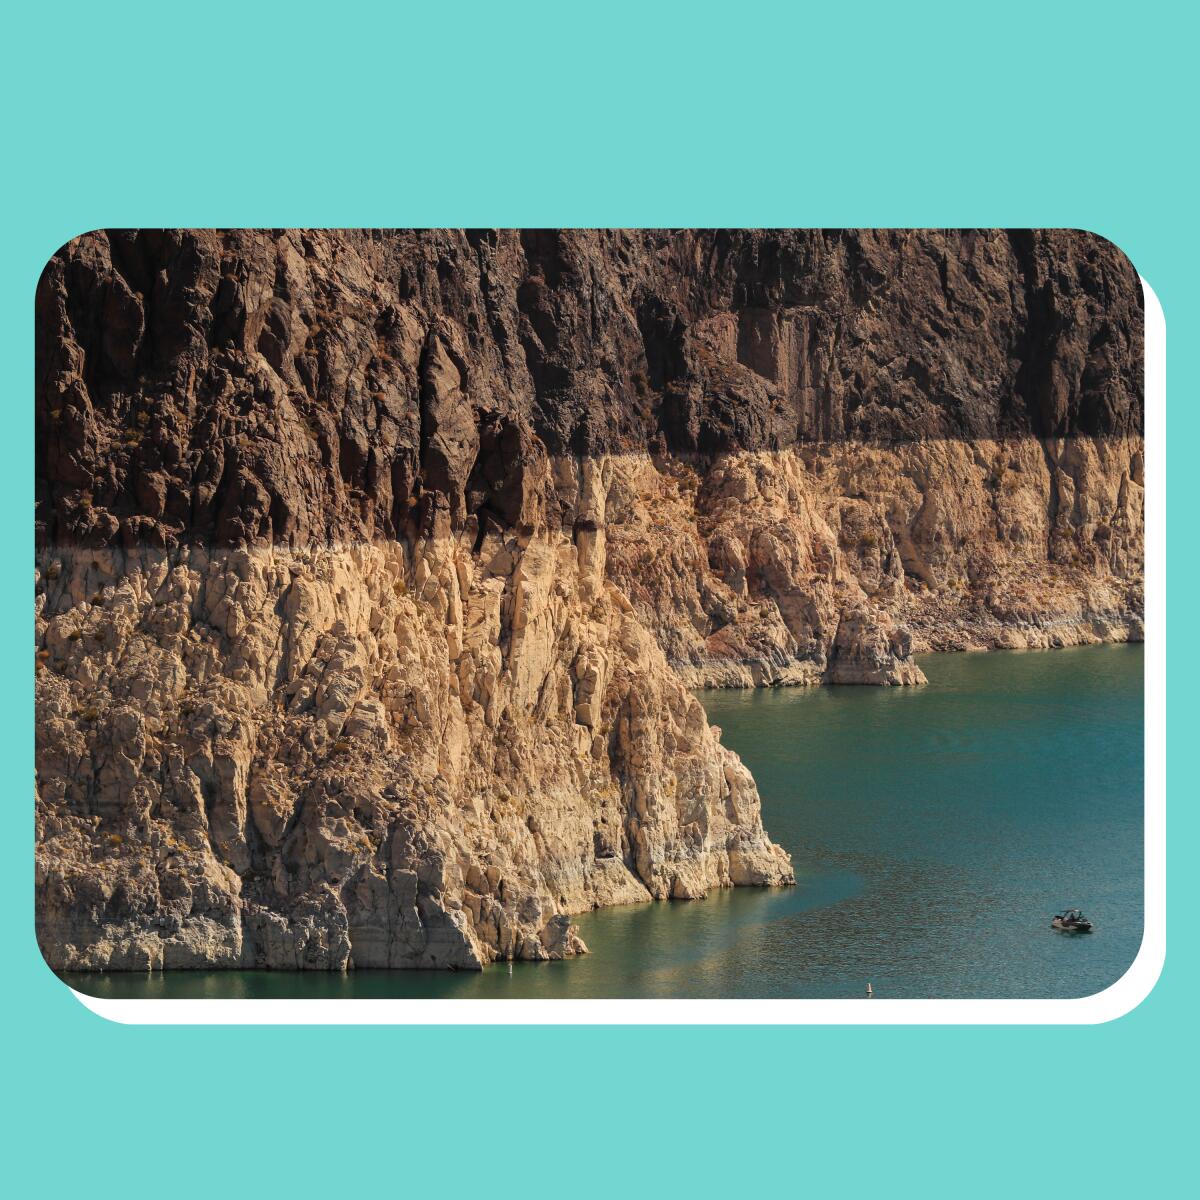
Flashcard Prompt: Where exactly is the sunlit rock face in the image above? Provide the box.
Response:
[34,230,1142,970]
[604,436,1142,688]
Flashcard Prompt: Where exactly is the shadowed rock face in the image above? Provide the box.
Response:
[34,230,1143,971]
[36,229,1140,550]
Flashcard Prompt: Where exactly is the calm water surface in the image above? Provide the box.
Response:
[65,643,1143,1000]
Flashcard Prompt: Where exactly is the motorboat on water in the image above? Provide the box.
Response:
[1052,908,1094,933]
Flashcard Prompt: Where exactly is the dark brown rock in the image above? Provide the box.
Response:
[36,230,1142,551]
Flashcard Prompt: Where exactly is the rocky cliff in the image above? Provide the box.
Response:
[35,230,1143,970]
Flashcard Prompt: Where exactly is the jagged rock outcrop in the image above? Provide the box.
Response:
[35,229,1142,970]
[602,435,1142,687]
[36,513,791,970]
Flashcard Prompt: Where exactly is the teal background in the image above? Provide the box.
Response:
[2,2,1188,1195]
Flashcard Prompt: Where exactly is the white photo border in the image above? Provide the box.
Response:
[70,277,1166,1026]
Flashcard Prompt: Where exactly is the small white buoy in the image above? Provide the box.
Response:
[508,961,513,977]
[866,982,874,998]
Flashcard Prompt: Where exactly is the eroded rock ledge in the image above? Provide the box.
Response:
[35,229,1142,970]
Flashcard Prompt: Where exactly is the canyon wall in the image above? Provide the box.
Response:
[35,230,1143,970]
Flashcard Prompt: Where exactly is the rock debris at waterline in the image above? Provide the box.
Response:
[35,229,1142,972]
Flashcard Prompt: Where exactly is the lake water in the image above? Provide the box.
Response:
[63,643,1144,1001]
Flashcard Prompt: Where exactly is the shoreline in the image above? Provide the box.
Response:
[49,642,1144,982]
[675,614,1143,689]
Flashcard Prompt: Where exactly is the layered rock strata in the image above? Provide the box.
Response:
[35,229,1142,970]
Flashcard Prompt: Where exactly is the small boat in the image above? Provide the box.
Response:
[1052,908,1094,933]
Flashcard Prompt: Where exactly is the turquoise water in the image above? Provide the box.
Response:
[63,643,1143,1000]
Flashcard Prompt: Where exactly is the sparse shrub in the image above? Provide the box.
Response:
[81,705,100,721]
